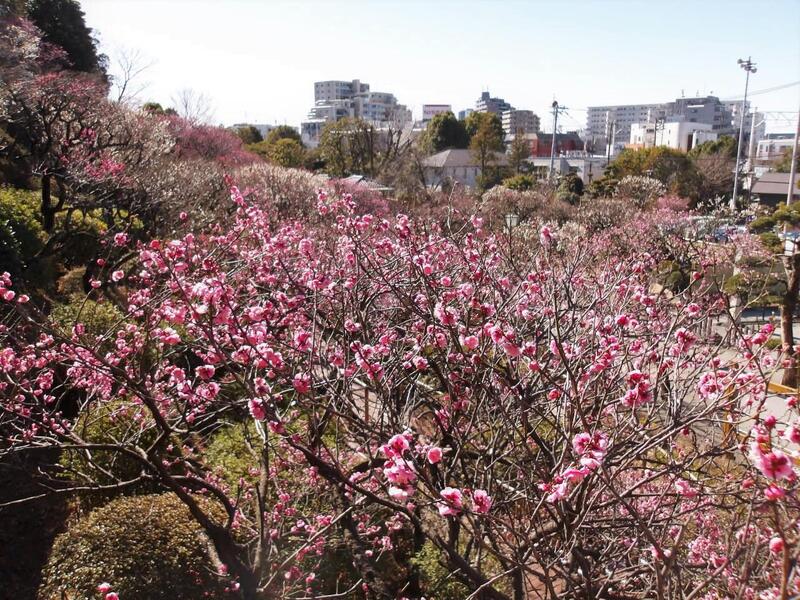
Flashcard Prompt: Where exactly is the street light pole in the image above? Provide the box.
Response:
[730,57,757,211]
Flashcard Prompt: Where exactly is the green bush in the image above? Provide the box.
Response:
[54,208,107,268]
[658,260,690,293]
[411,542,469,600]
[748,214,777,234]
[0,187,51,283]
[205,422,259,488]
[758,232,782,254]
[502,174,535,191]
[39,494,226,600]
[51,295,125,345]
[0,187,109,290]
[58,399,158,507]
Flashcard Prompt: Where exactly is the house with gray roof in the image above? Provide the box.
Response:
[421,149,508,189]
[751,172,800,207]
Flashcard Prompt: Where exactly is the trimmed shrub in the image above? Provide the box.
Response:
[38,494,225,600]
[58,399,158,507]
[501,174,535,191]
[51,295,125,346]
[205,422,259,488]
[0,186,55,285]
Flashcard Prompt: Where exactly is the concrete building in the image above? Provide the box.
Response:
[757,133,796,163]
[502,109,540,138]
[588,95,760,156]
[586,103,665,153]
[526,131,584,157]
[629,121,716,152]
[301,79,412,147]
[422,148,509,189]
[475,91,513,115]
[458,108,474,121]
[663,96,733,134]
[723,100,752,129]
[314,79,370,103]
[526,156,608,184]
[422,104,452,123]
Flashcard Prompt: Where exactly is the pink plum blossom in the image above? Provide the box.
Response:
[438,487,463,516]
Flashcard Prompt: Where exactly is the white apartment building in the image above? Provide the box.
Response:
[757,134,796,162]
[630,121,715,152]
[422,104,452,123]
[589,96,764,157]
[502,109,540,138]
[527,156,609,184]
[301,79,412,147]
[586,103,665,151]
[314,79,370,102]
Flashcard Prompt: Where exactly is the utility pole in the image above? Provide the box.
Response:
[605,111,614,166]
[778,103,800,388]
[549,100,559,178]
[609,120,616,157]
[747,108,762,202]
[787,103,800,207]
[731,57,757,211]
[654,117,665,147]
[747,108,758,166]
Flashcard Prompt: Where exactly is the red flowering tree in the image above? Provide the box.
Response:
[1,185,798,599]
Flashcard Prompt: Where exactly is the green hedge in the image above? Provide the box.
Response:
[58,399,157,507]
[0,187,49,283]
[39,494,226,600]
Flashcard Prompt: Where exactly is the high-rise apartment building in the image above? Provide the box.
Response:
[663,96,733,133]
[588,95,761,156]
[501,109,540,137]
[475,91,513,115]
[301,79,412,147]
[586,103,665,151]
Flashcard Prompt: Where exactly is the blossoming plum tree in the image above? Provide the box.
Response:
[1,183,798,599]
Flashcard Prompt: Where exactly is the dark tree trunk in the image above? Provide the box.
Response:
[512,566,525,600]
[40,175,55,232]
[780,253,800,388]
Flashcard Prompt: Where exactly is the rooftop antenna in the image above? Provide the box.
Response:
[681,89,685,98]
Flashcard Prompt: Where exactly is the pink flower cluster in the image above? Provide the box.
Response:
[379,433,491,516]
[0,272,28,303]
[97,582,119,600]
[541,431,609,503]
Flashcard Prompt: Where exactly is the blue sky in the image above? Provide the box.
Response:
[82,0,800,132]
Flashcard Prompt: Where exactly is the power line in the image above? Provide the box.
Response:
[562,80,800,113]
[722,80,800,101]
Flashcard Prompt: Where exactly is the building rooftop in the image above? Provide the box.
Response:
[532,132,584,144]
[752,172,800,197]
[341,174,393,193]
[422,148,509,168]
